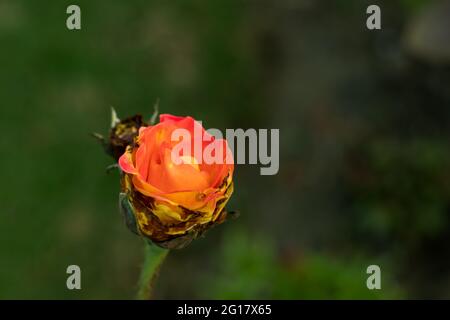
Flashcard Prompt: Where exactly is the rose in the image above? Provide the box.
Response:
[118,114,234,249]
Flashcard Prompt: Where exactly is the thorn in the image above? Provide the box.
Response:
[149,98,160,125]
[106,163,119,174]
[111,106,120,128]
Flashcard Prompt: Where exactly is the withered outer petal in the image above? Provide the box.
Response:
[119,172,234,249]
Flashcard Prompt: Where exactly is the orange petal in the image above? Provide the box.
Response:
[160,114,186,123]
[118,149,137,174]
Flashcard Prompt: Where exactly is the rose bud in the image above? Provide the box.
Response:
[118,114,235,249]
[106,112,147,161]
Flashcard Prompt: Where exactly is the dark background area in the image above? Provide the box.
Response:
[1,0,449,299]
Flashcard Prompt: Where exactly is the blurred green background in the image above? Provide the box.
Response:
[1,0,450,299]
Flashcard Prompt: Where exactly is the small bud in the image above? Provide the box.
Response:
[106,114,147,160]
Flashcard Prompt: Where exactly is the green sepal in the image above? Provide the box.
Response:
[119,192,138,235]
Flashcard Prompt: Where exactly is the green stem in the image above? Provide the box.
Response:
[137,242,169,300]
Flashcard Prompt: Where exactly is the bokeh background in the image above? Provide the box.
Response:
[1,0,450,299]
